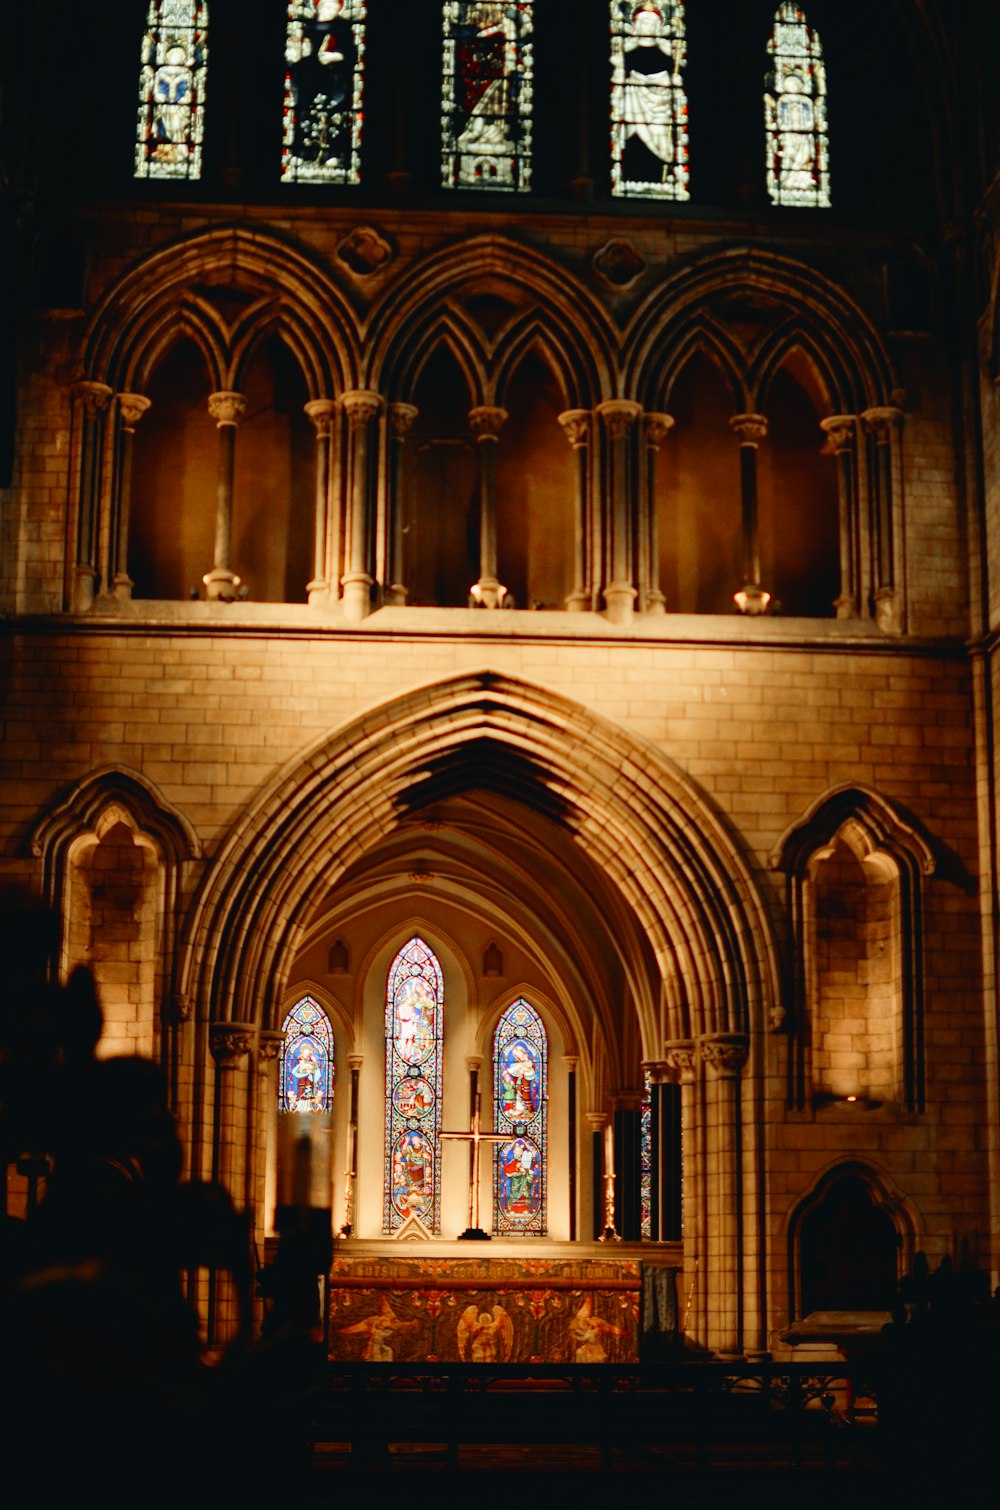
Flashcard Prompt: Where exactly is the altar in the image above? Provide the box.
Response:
[327,1243,682,1364]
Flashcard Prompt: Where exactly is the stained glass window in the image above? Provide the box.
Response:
[640,1068,652,1239]
[282,1,366,184]
[135,2,208,181]
[384,937,444,1234]
[441,2,534,192]
[279,996,334,1113]
[610,1,689,201]
[492,998,547,1236]
[765,3,830,208]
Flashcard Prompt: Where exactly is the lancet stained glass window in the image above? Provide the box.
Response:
[384,938,444,1233]
[765,3,830,208]
[610,1,689,201]
[640,1068,652,1239]
[492,998,547,1236]
[442,2,534,192]
[279,996,334,1113]
[135,2,208,181]
[282,1,366,184]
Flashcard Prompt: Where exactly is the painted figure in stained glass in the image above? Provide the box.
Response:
[610,2,688,201]
[500,1135,540,1216]
[279,996,334,1114]
[500,1040,539,1120]
[457,1303,514,1362]
[283,0,366,184]
[136,2,208,181]
[442,2,534,192]
[391,1129,434,1222]
[384,937,443,1234]
[765,4,830,207]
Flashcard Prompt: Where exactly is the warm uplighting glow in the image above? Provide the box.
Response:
[734,585,771,615]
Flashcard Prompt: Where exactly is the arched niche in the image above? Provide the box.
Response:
[791,1165,909,1318]
[232,335,313,603]
[757,358,840,617]
[130,338,216,600]
[407,346,478,607]
[658,350,742,614]
[495,349,573,610]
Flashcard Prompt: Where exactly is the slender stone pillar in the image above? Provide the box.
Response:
[343,1053,363,1236]
[204,391,247,601]
[253,1029,284,1330]
[584,1110,607,1240]
[304,399,337,604]
[729,414,770,614]
[564,1055,579,1241]
[468,405,509,607]
[340,389,383,620]
[208,1023,255,1346]
[557,409,592,611]
[70,380,114,612]
[861,405,904,632]
[642,411,674,614]
[665,1041,697,1330]
[108,393,151,601]
[596,398,642,624]
[386,402,419,605]
[820,414,861,618]
[701,1033,749,1357]
[613,1090,643,1239]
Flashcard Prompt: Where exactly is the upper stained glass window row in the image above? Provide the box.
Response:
[764,3,830,209]
[135,1,209,181]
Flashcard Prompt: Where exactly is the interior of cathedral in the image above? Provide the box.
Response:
[2,1,1000,1500]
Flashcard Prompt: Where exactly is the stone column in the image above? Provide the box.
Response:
[70,380,113,612]
[304,399,337,604]
[109,393,151,601]
[208,1022,255,1346]
[468,405,509,607]
[642,412,674,614]
[861,405,904,632]
[701,1033,749,1358]
[564,1055,579,1241]
[665,1041,698,1329]
[820,414,860,618]
[584,1110,612,1241]
[596,399,642,624]
[256,1029,284,1237]
[343,1053,363,1236]
[613,1089,643,1240]
[204,391,247,601]
[729,414,770,615]
[385,402,419,605]
[557,409,592,611]
[340,389,383,621]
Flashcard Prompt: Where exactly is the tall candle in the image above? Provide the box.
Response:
[604,1120,614,1172]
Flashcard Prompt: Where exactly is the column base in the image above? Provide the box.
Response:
[307,578,329,606]
[341,573,373,621]
[564,590,590,613]
[645,589,667,616]
[383,583,408,607]
[834,592,859,619]
[734,582,771,615]
[203,568,243,603]
[873,587,900,633]
[603,583,636,626]
[70,566,98,613]
[112,573,133,602]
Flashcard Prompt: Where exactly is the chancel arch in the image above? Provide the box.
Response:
[176,670,779,1353]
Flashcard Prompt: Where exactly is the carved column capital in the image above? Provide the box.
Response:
[209,1022,256,1066]
[341,388,383,428]
[389,402,419,440]
[596,398,642,439]
[465,1055,484,1074]
[208,390,247,428]
[729,413,768,446]
[584,1111,610,1134]
[257,1029,285,1065]
[347,1054,364,1073]
[562,1055,580,1074]
[612,1088,643,1113]
[557,408,591,448]
[73,380,114,413]
[663,1040,697,1082]
[116,393,152,430]
[642,1059,671,1086]
[861,405,904,443]
[700,1033,749,1079]
[819,413,857,452]
[303,398,338,435]
[468,405,508,442]
[643,412,675,448]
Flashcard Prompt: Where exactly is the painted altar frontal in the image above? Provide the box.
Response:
[328,1250,649,1364]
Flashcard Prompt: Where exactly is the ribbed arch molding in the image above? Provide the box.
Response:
[177,673,778,1053]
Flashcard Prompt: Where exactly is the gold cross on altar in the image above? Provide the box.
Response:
[440,1092,509,1239]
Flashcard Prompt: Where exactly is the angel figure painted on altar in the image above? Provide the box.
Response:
[457,1303,514,1362]
[567,1294,628,1363]
[338,1296,416,1361]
